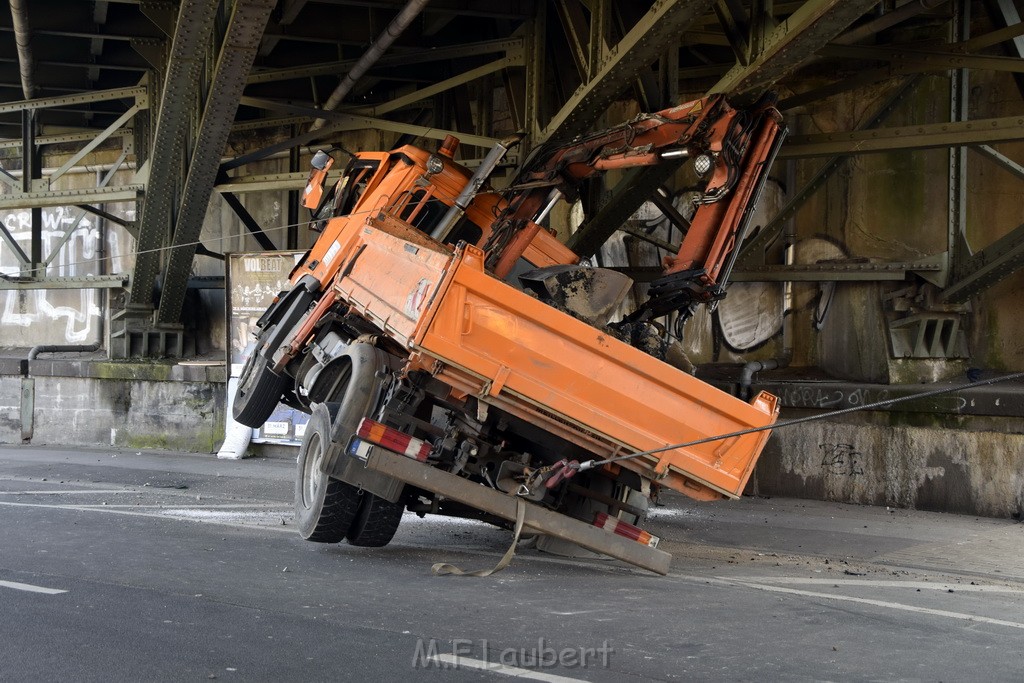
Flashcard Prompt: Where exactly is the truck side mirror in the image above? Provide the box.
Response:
[310,149,333,171]
[303,150,336,211]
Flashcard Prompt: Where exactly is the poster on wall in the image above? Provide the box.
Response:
[226,251,309,445]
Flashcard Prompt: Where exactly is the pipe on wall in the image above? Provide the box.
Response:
[20,341,102,443]
[310,0,431,131]
[8,0,35,100]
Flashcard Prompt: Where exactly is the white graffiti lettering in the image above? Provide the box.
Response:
[0,207,129,344]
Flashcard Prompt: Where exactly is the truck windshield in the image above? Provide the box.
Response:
[398,190,448,234]
[333,158,381,218]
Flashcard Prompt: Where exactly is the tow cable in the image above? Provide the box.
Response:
[572,370,1024,473]
[432,370,1024,577]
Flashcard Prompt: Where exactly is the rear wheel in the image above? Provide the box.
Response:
[346,493,404,547]
[233,345,288,428]
[295,404,362,542]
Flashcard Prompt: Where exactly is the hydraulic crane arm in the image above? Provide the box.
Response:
[490,93,787,321]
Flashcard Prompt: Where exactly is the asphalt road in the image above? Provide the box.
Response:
[1,445,1022,682]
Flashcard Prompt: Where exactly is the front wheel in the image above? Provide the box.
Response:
[233,344,289,428]
[295,403,362,542]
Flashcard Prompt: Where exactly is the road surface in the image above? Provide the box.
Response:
[1,445,1022,681]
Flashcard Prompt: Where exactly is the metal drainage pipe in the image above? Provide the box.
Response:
[26,341,102,367]
[8,0,35,100]
[21,342,103,443]
[310,0,431,131]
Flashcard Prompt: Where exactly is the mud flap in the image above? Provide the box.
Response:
[319,342,404,503]
[261,275,320,355]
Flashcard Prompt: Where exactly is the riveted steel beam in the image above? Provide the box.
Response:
[554,0,590,78]
[78,204,136,236]
[258,0,307,57]
[963,21,1024,52]
[538,0,715,146]
[0,274,128,290]
[128,0,221,311]
[616,259,944,283]
[783,24,1024,110]
[48,103,141,185]
[757,379,1024,418]
[354,55,523,118]
[714,0,750,65]
[987,0,1024,53]
[221,191,277,252]
[2,26,164,43]
[232,96,500,163]
[130,38,167,72]
[942,221,1024,303]
[0,85,146,114]
[215,171,328,193]
[0,184,143,210]
[0,219,29,265]
[972,144,1024,180]
[245,38,524,85]
[983,0,1024,99]
[711,0,879,102]
[588,0,610,80]
[818,44,1024,74]
[779,115,1024,158]
[948,0,969,292]
[156,0,276,326]
[0,129,133,150]
[731,261,943,282]
[566,164,680,258]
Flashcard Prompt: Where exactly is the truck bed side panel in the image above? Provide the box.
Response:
[414,247,778,499]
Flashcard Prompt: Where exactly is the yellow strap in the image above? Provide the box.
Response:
[431,497,527,577]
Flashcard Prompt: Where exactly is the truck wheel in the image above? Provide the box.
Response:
[233,347,288,428]
[295,404,362,542]
[346,494,404,547]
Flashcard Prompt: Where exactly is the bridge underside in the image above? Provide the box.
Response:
[0,0,1020,356]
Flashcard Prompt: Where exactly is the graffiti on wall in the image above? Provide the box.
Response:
[819,442,864,476]
[0,206,132,344]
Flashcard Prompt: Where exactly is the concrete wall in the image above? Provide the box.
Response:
[752,413,1024,519]
[0,359,225,453]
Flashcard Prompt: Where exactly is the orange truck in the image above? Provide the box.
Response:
[234,94,786,574]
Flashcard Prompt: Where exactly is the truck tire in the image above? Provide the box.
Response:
[295,403,362,542]
[346,493,404,547]
[233,347,288,428]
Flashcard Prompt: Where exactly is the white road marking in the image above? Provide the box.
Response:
[0,490,131,495]
[52,503,289,510]
[0,579,67,595]
[0,500,293,533]
[428,655,588,682]
[717,579,1024,631]
[725,576,1024,594]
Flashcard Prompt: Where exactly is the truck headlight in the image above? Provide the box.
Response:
[692,153,714,177]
